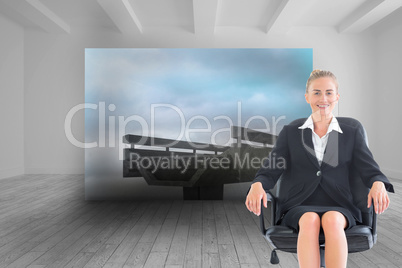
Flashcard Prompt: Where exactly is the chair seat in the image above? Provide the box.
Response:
[345,225,375,252]
[265,226,298,253]
[265,224,374,254]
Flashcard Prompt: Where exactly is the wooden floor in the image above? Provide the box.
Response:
[0,175,401,268]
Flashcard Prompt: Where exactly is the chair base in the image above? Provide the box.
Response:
[270,250,279,264]
[320,246,325,268]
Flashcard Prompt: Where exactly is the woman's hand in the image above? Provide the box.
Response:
[367,181,390,214]
[245,182,267,216]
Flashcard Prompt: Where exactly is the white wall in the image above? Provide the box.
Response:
[0,14,24,179]
[23,27,378,175]
[369,7,402,180]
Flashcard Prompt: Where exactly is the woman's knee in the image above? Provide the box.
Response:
[321,211,347,232]
[299,212,321,232]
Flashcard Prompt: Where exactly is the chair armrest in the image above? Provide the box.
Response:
[371,198,377,243]
[259,190,277,235]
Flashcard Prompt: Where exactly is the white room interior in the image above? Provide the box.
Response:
[1,0,401,181]
[0,1,401,267]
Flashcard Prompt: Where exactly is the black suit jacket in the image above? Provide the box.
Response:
[253,117,394,224]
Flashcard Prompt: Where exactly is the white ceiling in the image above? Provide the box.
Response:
[0,0,401,35]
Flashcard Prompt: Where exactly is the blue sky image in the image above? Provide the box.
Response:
[84,48,312,198]
[85,48,312,151]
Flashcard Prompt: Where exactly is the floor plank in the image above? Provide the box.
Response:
[0,174,400,268]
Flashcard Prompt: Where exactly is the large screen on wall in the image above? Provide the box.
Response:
[84,48,312,200]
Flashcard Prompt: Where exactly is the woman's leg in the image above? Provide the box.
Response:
[297,212,321,268]
[321,211,348,268]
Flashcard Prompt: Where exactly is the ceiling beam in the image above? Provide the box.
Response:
[25,0,70,33]
[1,0,70,33]
[97,0,143,34]
[266,0,324,34]
[192,0,218,35]
[266,0,290,34]
[266,0,320,35]
[338,0,402,33]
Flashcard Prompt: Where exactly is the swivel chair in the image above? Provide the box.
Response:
[259,118,377,268]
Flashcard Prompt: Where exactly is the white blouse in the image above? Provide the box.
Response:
[298,115,343,165]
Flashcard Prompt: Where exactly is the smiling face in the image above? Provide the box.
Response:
[305,77,339,118]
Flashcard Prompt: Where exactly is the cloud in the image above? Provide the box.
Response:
[85,48,312,147]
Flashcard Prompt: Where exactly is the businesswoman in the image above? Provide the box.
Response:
[245,70,394,268]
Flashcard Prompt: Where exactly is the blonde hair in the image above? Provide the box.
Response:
[306,69,338,93]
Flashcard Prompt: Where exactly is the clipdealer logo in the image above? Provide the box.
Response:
[129,152,286,174]
[64,101,286,160]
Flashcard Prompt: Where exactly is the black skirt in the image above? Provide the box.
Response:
[280,184,356,231]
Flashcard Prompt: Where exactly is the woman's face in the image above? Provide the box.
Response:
[305,77,339,117]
